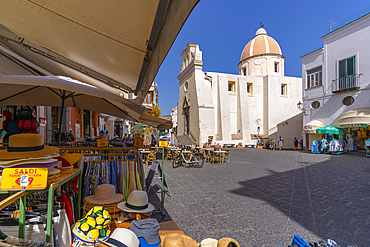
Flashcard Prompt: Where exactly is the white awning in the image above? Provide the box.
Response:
[0,0,199,104]
[303,120,325,133]
[334,108,370,128]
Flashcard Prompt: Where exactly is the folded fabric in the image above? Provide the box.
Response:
[3,236,52,247]
[138,237,160,247]
[129,218,160,244]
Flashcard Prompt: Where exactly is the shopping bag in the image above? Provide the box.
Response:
[291,235,310,247]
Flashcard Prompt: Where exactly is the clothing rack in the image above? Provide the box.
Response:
[58,147,145,204]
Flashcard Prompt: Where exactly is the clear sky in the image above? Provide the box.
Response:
[155,0,370,116]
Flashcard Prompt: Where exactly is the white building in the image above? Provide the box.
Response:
[301,8,370,150]
[177,27,302,147]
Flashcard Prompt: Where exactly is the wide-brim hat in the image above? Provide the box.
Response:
[217,238,240,247]
[0,134,58,160]
[72,206,111,244]
[117,190,155,213]
[58,153,83,168]
[160,233,198,247]
[0,158,59,172]
[98,228,139,247]
[200,238,218,247]
[85,184,124,204]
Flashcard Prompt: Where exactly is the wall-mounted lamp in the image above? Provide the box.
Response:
[297,101,308,116]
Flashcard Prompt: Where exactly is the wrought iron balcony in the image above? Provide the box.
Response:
[332,74,361,93]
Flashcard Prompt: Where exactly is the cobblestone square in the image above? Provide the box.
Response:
[147,149,370,246]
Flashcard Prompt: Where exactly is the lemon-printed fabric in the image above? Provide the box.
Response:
[72,206,111,245]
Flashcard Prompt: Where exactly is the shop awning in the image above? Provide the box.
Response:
[0,0,200,105]
[0,75,147,121]
[303,120,325,133]
[334,108,370,128]
[139,114,173,130]
[316,126,345,135]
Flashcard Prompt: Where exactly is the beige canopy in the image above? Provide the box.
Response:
[0,75,147,121]
[139,114,173,130]
[0,0,200,104]
[334,108,370,128]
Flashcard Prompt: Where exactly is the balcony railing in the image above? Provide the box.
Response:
[332,74,361,93]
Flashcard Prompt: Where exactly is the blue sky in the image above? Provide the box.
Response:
[155,0,370,116]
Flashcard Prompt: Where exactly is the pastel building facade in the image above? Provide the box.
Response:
[177,28,302,147]
[301,8,370,150]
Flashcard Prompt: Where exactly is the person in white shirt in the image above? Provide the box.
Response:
[278,136,284,150]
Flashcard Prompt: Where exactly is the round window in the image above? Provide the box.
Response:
[342,96,354,106]
[311,101,320,109]
[184,81,188,92]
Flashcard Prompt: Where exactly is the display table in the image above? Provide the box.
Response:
[0,168,81,243]
[159,221,185,236]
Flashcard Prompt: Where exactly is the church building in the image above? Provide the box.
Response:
[177,27,302,147]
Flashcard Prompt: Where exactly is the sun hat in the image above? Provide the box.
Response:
[72,206,111,244]
[217,238,240,247]
[117,190,154,213]
[160,233,198,247]
[85,184,124,204]
[200,238,218,247]
[98,228,139,247]
[0,158,60,172]
[129,219,160,244]
[0,134,59,160]
[57,153,83,169]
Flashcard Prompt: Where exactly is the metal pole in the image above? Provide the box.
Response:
[57,91,66,146]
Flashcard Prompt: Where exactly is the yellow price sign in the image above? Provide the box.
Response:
[97,138,108,147]
[134,136,144,148]
[159,141,168,147]
[1,168,48,191]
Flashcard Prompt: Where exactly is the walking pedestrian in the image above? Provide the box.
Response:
[294,137,298,151]
[300,139,303,150]
[278,136,284,150]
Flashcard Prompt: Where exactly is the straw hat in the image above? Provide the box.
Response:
[98,228,139,247]
[0,134,58,160]
[85,184,124,204]
[117,190,154,213]
[72,206,111,244]
[217,238,240,247]
[200,238,218,247]
[160,233,198,247]
[58,153,83,169]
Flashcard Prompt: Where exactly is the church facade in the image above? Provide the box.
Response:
[177,28,302,147]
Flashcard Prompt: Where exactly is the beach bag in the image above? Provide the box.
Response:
[6,120,21,136]
[15,106,36,120]
[18,119,38,132]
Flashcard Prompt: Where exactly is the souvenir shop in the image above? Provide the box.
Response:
[310,126,347,154]
[0,132,241,247]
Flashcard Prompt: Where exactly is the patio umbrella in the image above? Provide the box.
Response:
[315,126,345,135]
[0,75,148,144]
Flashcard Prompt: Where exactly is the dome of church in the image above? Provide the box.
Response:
[240,28,282,61]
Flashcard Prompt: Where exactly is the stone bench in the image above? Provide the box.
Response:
[245,144,256,148]
[223,144,235,148]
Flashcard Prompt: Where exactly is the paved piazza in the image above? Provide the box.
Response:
[147,148,370,246]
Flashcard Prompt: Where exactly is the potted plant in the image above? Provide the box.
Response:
[236,142,243,148]
[203,142,211,148]
[256,142,264,149]
[215,143,222,148]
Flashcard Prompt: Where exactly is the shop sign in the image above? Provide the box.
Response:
[39,117,46,127]
[97,138,108,147]
[134,136,143,148]
[159,141,168,147]
[337,124,368,128]
[1,168,48,191]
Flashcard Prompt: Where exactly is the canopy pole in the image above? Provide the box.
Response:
[57,90,66,146]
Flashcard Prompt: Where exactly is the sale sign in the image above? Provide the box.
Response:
[1,168,48,191]
[97,138,108,147]
[159,141,168,147]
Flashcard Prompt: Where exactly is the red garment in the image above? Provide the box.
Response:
[2,110,12,129]
[59,194,74,226]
